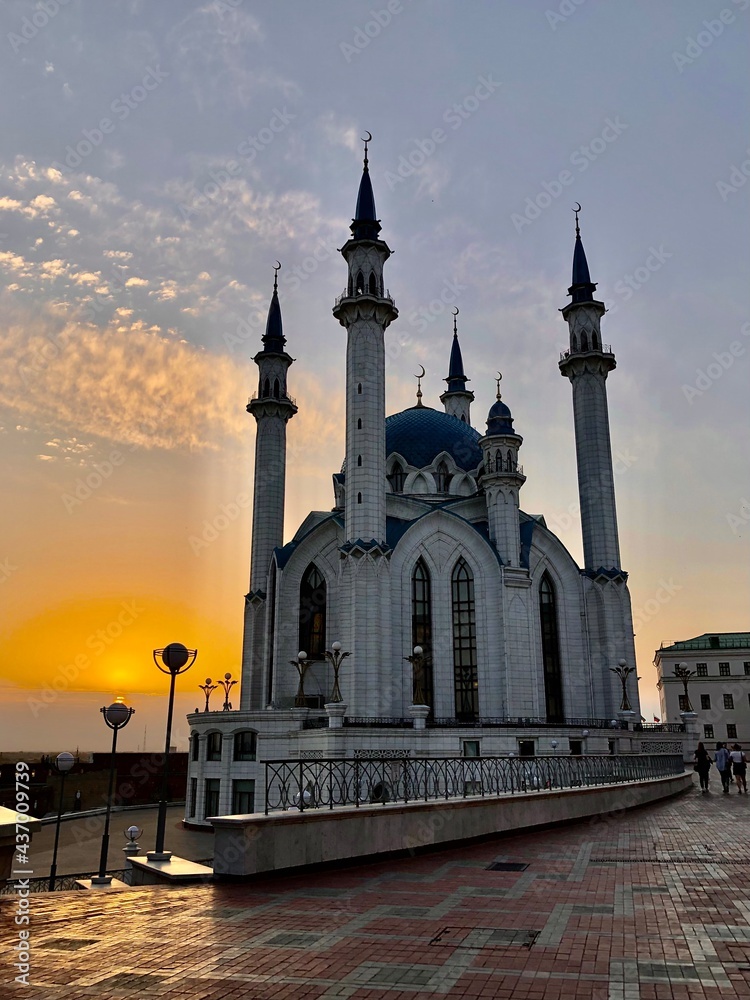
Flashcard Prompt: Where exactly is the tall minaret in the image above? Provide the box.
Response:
[247,265,298,594]
[332,135,398,544]
[559,209,621,574]
[440,308,474,423]
[478,376,526,567]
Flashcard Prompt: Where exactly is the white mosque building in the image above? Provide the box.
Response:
[184,142,644,825]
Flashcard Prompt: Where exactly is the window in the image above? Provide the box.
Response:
[357,455,362,466]
[434,461,452,492]
[727,724,738,740]
[262,377,270,397]
[451,559,479,720]
[724,694,734,710]
[719,662,730,676]
[355,270,364,294]
[190,732,200,761]
[357,383,362,394]
[233,731,257,761]
[357,492,362,503]
[700,695,711,710]
[368,272,377,295]
[744,662,750,676]
[203,778,220,818]
[411,560,433,712]
[388,461,405,493]
[518,739,535,757]
[678,695,690,711]
[299,563,326,659]
[696,663,708,677]
[703,725,714,739]
[189,777,197,817]
[266,562,277,705]
[206,732,222,761]
[539,573,564,723]
[462,740,481,758]
[273,378,280,399]
[569,740,582,756]
[231,779,255,815]
[357,418,362,429]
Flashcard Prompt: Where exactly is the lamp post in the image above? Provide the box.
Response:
[405,645,427,706]
[149,642,197,862]
[324,642,350,703]
[291,651,309,707]
[92,700,134,885]
[199,677,217,712]
[217,672,237,711]
[673,661,694,713]
[47,751,75,891]
[610,658,636,712]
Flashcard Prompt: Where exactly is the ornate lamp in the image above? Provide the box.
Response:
[610,658,636,712]
[291,651,309,707]
[405,645,427,706]
[673,661,694,713]
[324,642,350,703]
[198,677,217,712]
[217,672,237,711]
[92,700,134,884]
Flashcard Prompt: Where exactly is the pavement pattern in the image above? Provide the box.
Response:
[3,779,750,999]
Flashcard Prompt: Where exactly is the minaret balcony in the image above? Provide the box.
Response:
[559,344,612,362]
[334,288,396,309]
[248,390,297,407]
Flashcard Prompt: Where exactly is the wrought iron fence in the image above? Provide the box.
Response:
[633,723,685,733]
[301,715,659,732]
[264,754,685,814]
[0,869,130,895]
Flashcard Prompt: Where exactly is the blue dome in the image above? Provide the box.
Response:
[486,398,517,435]
[385,407,482,471]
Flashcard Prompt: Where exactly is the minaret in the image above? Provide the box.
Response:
[332,135,398,544]
[247,264,298,595]
[559,208,621,574]
[440,308,474,423]
[478,375,526,567]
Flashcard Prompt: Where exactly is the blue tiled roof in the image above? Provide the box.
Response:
[385,406,482,471]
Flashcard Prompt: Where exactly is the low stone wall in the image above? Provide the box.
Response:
[211,771,692,877]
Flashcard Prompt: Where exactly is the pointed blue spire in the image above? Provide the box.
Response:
[568,204,597,304]
[261,262,285,353]
[445,309,469,392]
[351,132,382,241]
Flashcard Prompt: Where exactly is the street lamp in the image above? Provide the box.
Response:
[217,672,237,711]
[673,661,694,713]
[291,651,309,707]
[550,740,559,753]
[47,751,75,891]
[610,658,636,712]
[149,642,197,861]
[324,641,350,703]
[404,645,427,706]
[199,677,217,712]
[92,700,134,885]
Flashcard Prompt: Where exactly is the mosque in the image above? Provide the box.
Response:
[184,141,642,825]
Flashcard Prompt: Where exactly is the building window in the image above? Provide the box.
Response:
[388,461,405,493]
[206,732,222,761]
[700,695,711,710]
[724,694,734,710]
[190,732,200,761]
[696,663,708,677]
[569,740,582,756]
[299,563,326,659]
[357,454,362,466]
[719,662,730,676]
[462,740,481,758]
[266,562,277,705]
[357,492,362,504]
[233,731,257,761]
[357,383,362,394]
[727,724,738,740]
[231,779,255,815]
[434,461,452,492]
[451,558,479,721]
[678,695,690,711]
[518,739,535,757]
[357,418,362,429]
[204,778,220,818]
[744,662,750,676]
[189,777,197,817]
[703,725,714,739]
[411,559,433,713]
[539,573,564,723]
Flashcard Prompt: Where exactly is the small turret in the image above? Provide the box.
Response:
[440,308,474,423]
[478,375,525,567]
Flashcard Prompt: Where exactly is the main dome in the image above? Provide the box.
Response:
[385,406,483,471]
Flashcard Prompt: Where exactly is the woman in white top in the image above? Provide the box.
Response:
[728,744,747,794]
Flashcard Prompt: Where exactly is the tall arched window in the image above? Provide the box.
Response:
[451,558,478,720]
[273,378,280,399]
[355,270,364,294]
[299,563,326,659]
[539,573,564,722]
[263,377,270,398]
[435,461,452,492]
[388,461,405,493]
[266,562,277,705]
[368,272,377,295]
[411,559,434,713]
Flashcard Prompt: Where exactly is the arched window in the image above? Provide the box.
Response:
[435,461,452,492]
[495,449,502,472]
[580,332,588,351]
[451,558,478,720]
[357,418,362,429]
[190,732,200,762]
[368,272,377,295]
[273,378,280,399]
[263,377,270,398]
[388,461,405,493]
[266,562,277,705]
[357,455,362,466]
[357,492,362,504]
[357,383,362,394]
[592,332,599,350]
[411,560,434,713]
[506,449,513,471]
[233,730,257,761]
[461,414,466,422]
[299,563,326,659]
[539,573,564,722]
[355,270,364,294]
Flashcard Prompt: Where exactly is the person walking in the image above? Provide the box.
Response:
[693,742,712,792]
[729,744,747,794]
[715,742,731,794]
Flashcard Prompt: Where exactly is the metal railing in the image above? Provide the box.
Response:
[264,754,685,814]
[334,288,396,309]
[248,391,297,407]
[302,715,638,732]
[559,345,613,361]
[0,869,130,895]
[633,723,685,733]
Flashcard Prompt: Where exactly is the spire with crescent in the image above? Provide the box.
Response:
[351,131,382,242]
[568,203,597,304]
[261,260,285,353]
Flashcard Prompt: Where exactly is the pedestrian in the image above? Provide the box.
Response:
[715,742,731,794]
[693,742,712,792]
[729,744,747,794]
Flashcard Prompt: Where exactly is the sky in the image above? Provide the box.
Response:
[0,0,748,752]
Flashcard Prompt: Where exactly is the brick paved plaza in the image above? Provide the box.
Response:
[4,781,750,999]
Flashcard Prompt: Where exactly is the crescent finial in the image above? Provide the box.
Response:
[361,131,372,144]
[414,365,425,407]
[573,203,581,237]
[416,364,426,379]
[452,307,459,335]
[273,260,281,291]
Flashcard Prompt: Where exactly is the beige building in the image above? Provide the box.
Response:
[655,633,750,745]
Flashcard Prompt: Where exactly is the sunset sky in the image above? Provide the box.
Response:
[0,1,747,752]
